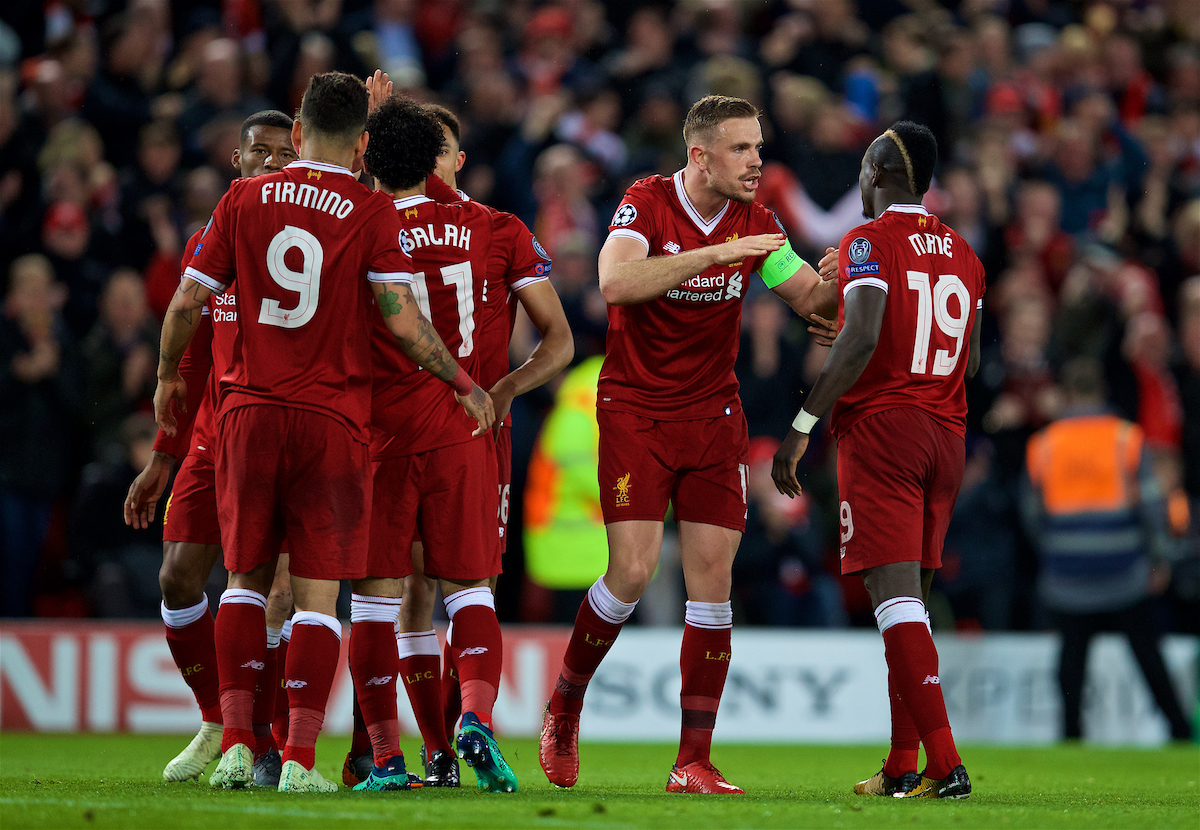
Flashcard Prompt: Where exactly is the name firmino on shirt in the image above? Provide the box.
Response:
[259,181,354,218]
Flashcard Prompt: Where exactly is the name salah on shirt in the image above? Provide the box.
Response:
[403,223,473,251]
[259,180,355,219]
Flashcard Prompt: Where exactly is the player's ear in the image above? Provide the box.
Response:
[231,149,240,170]
[291,120,304,155]
[689,143,707,171]
[455,151,465,173]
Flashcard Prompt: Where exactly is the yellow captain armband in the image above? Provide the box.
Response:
[760,239,806,289]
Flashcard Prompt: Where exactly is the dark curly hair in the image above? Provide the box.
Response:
[364,96,445,191]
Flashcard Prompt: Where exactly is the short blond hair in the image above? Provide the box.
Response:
[683,95,759,148]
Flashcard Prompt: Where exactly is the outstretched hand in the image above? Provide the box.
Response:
[457,383,496,437]
[806,313,839,347]
[771,429,810,499]
[124,452,172,529]
[366,70,393,112]
[712,233,785,266]
[153,373,188,437]
[818,246,839,281]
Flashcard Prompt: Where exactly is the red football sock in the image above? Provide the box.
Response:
[214,591,267,752]
[252,642,279,759]
[282,613,342,770]
[882,622,961,779]
[884,670,920,778]
[441,634,461,745]
[349,620,401,767]
[162,599,222,724]
[398,630,451,754]
[549,584,630,717]
[676,603,733,767]
[271,631,290,749]
[445,590,503,730]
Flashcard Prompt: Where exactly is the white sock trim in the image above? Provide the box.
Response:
[874,597,927,634]
[587,577,637,625]
[291,610,342,639]
[161,596,209,629]
[350,593,402,624]
[266,626,282,649]
[445,620,454,646]
[219,588,266,610]
[925,610,932,636]
[684,600,733,629]
[281,619,293,641]
[444,586,495,619]
[396,629,440,659]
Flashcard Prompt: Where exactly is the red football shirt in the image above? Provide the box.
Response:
[831,204,986,439]
[598,171,784,420]
[418,184,552,425]
[477,211,552,410]
[184,161,413,443]
[370,194,511,458]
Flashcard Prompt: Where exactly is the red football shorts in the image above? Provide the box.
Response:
[367,435,501,581]
[216,404,370,580]
[597,408,750,532]
[496,426,512,554]
[162,450,221,546]
[836,407,965,575]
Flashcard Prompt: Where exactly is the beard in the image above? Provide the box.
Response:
[713,176,756,204]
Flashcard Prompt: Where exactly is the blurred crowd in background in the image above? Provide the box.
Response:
[3,0,1200,635]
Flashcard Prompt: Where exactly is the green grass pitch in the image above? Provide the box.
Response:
[1,734,1196,829]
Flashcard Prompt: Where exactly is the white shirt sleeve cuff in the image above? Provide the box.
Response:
[606,228,650,252]
[367,271,415,285]
[844,277,889,295]
[184,266,227,294]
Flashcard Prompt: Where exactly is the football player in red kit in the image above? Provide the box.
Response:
[373,102,574,790]
[539,95,838,794]
[153,73,492,793]
[124,110,297,786]
[351,95,526,793]
[772,121,984,800]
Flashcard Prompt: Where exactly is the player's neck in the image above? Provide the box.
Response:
[379,181,428,200]
[299,142,356,172]
[681,165,728,222]
[873,193,922,219]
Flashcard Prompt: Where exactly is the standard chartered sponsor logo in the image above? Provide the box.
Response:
[211,292,238,323]
[666,271,742,303]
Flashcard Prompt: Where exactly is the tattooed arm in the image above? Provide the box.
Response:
[154,277,213,436]
[372,281,495,435]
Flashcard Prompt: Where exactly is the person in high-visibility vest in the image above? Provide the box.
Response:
[1022,356,1193,741]
[524,357,608,604]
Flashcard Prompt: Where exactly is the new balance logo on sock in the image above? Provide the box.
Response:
[459,647,489,657]
[284,679,308,689]
[240,660,265,670]
[923,675,940,685]
[364,675,393,686]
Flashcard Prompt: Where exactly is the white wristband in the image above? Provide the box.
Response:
[792,409,819,435]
